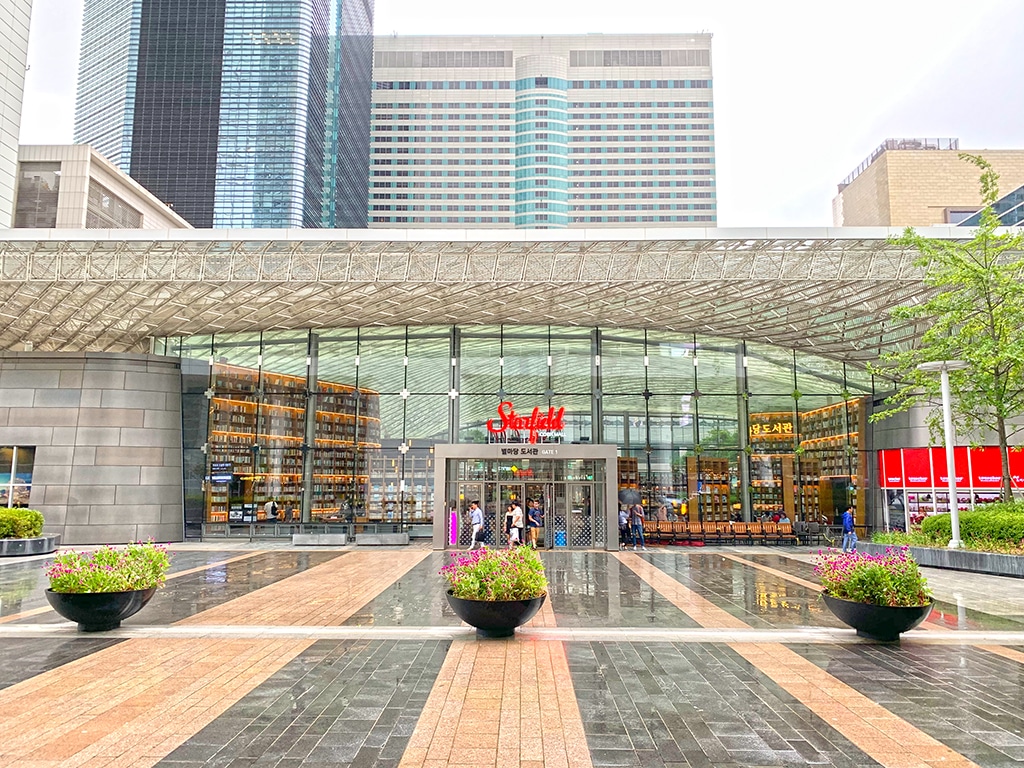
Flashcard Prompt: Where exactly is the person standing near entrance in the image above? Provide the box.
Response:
[841,505,857,553]
[618,506,630,549]
[264,498,277,521]
[527,500,544,546]
[629,502,647,551]
[508,501,524,547]
[468,500,485,550]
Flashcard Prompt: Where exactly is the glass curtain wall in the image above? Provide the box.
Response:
[159,326,872,531]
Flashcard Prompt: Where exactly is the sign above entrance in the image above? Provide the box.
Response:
[486,401,566,444]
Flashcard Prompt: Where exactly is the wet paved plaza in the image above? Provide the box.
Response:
[1,543,1023,767]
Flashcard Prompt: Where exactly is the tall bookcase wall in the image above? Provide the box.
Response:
[686,456,730,522]
[206,363,380,522]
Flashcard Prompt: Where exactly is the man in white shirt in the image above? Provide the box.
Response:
[468,501,485,550]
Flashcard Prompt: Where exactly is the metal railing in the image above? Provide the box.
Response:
[838,138,959,191]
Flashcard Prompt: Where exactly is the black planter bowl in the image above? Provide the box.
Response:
[446,591,546,638]
[822,593,933,642]
[45,588,157,632]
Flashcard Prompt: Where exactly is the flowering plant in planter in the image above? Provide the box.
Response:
[45,541,171,594]
[814,546,930,607]
[440,546,547,601]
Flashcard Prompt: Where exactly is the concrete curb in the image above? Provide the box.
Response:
[860,541,1024,579]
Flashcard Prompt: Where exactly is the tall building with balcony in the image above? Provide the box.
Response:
[73,0,374,229]
[0,0,33,227]
[369,34,715,228]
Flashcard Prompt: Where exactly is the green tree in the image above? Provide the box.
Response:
[870,154,1024,500]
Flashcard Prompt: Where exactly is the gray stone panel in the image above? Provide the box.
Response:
[78,408,145,427]
[71,466,141,486]
[143,409,183,430]
[7,407,81,427]
[81,370,126,389]
[73,427,122,446]
[119,427,180,448]
[100,389,168,411]
[62,525,140,545]
[125,371,181,392]
[67,485,116,505]
[0,369,60,389]
[35,446,76,466]
[0,426,53,444]
[0,389,37,407]
[59,369,84,388]
[42,485,70,505]
[0,352,184,545]
[33,388,83,408]
[96,446,165,466]
[114,484,179,505]
[140,467,182,486]
[31,464,72,485]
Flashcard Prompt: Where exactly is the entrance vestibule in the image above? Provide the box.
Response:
[433,444,618,551]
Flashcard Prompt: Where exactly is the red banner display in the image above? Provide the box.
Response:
[1010,449,1024,490]
[486,401,566,444]
[969,446,1004,488]
[901,448,933,488]
[879,449,904,488]
[930,446,969,486]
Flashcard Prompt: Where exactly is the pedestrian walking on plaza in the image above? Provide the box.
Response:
[527,500,544,546]
[841,505,857,553]
[509,501,524,547]
[468,501,485,550]
[629,502,647,551]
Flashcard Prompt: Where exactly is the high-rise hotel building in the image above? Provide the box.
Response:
[0,0,33,227]
[74,0,374,228]
[369,34,715,228]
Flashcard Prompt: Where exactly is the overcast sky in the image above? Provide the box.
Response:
[19,0,1024,227]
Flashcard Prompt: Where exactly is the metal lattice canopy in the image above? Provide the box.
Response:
[0,226,989,361]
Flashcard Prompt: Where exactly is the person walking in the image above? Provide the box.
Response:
[629,502,647,551]
[527,500,544,547]
[468,500,485,550]
[509,501,524,547]
[841,505,857,553]
[618,506,630,550]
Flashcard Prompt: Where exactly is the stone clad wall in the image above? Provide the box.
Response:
[0,352,184,544]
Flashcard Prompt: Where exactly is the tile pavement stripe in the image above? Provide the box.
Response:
[0,637,311,767]
[400,588,591,768]
[977,644,1024,665]
[0,552,267,626]
[618,552,980,768]
[177,549,430,626]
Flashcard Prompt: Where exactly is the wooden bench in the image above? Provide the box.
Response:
[731,521,751,544]
[776,522,800,545]
[716,521,736,545]
[687,522,704,543]
[747,521,766,544]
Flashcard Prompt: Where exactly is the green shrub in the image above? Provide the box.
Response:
[0,508,44,539]
[921,503,1024,544]
[815,546,931,607]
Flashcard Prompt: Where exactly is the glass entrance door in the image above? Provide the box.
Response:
[568,484,594,547]
[453,482,483,548]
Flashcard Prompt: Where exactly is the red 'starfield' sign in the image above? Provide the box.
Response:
[486,401,566,444]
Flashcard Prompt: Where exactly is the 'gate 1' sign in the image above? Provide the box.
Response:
[486,400,566,444]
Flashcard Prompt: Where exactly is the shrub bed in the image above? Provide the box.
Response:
[920,502,1024,544]
[0,508,44,539]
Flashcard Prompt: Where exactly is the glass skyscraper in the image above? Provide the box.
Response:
[74,0,374,228]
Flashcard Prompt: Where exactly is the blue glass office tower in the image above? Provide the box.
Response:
[75,0,373,228]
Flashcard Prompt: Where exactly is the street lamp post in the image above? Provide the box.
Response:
[916,360,969,548]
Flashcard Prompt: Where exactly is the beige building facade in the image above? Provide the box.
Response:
[0,0,33,228]
[13,145,191,229]
[833,139,1024,226]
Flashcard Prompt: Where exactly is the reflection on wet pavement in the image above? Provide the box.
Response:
[643,551,847,629]
[4,550,341,624]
